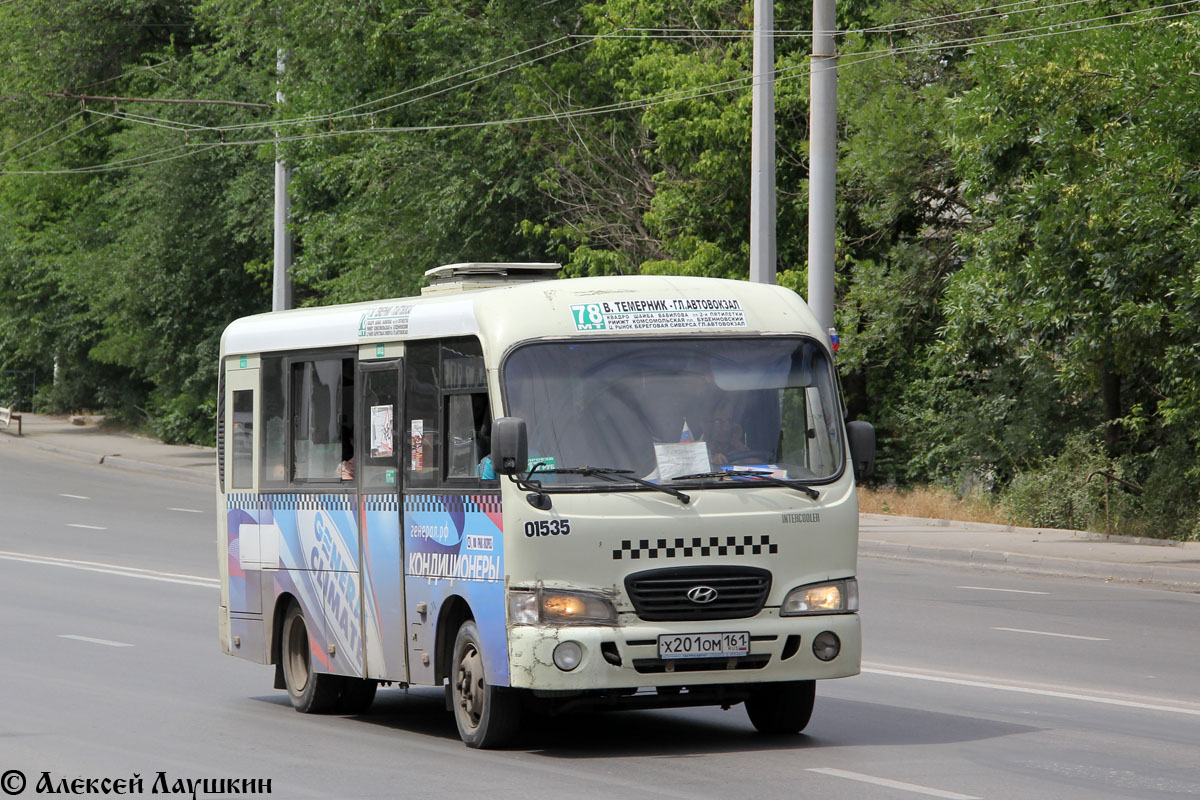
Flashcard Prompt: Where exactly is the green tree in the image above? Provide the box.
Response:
[943,4,1200,459]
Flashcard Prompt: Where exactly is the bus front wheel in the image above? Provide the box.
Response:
[451,620,520,748]
[745,680,816,734]
[281,601,343,713]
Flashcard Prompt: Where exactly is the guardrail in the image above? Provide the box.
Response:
[0,406,22,436]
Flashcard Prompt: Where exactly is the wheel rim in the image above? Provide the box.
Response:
[285,612,310,694]
[455,641,485,731]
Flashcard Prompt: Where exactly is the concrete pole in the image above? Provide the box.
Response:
[808,0,837,332]
[273,50,293,312]
[749,0,776,285]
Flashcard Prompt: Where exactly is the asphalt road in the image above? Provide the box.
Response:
[1,446,1198,799]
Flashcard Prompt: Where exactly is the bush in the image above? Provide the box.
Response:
[1002,432,1112,532]
[1117,438,1200,541]
[1002,430,1200,540]
[147,391,216,447]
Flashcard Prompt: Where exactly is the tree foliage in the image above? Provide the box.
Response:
[2,0,1200,534]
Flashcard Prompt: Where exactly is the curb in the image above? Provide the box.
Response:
[859,539,1200,592]
[860,512,1200,549]
[0,431,213,486]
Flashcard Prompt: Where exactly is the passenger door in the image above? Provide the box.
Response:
[357,361,408,682]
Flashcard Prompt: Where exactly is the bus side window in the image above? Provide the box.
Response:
[441,338,489,482]
[446,393,491,480]
[231,390,254,490]
[261,357,287,486]
[291,358,350,483]
[405,342,440,488]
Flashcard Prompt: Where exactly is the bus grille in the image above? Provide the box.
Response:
[624,566,772,621]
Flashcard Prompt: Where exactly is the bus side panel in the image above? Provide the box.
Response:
[362,494,406,681]
[268,494,368,678]
[228,614,269,664]
[226,493,263,615]
[403,493,507,686]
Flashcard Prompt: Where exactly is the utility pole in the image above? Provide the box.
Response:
[273,50,293,312]
[808,0,837,333]
[748,0,776,285]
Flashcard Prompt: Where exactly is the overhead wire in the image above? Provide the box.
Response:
[2,143,224,175]
[837,0,1200,65]
[5,115,107,165]
[577,0,1108,38]
[0,111,84,159]
[213,30,620,134]
[5,3,1197,175]
[108,1,1200,152]
[110,1,1200,137]
[122,0,1200,138]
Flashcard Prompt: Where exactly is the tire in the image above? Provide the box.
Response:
[745,680,816,734]
[280,601,343,713]
[337,678,378,715]
[451,620,520,748]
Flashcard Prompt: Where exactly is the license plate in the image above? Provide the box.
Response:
[657,631,750,660]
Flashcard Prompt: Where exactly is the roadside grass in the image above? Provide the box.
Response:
[857,485,1009,526]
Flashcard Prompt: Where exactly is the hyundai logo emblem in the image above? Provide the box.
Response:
[686,585,719,604]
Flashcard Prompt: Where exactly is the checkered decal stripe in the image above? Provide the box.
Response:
[231,494,356,511]
[227,493,496,514]
[226,492,263,510]
[613,535,778,560]
[403,493,502,514]
[362,494,400,512]
[474,494,502,513]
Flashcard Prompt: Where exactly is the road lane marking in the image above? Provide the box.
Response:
[59,635,133,648]
[167,507,204,513]
[0,550,217,588]
[807,768,980,799]
[67,524,107,530]
[959,585,1048,595]
[863,665,1200,717]
[993,627,1109,641]
[59,494,90,500]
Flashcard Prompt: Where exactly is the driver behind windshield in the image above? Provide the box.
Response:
[701,395,748,467]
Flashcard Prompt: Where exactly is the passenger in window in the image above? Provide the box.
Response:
[475,404,495,479]
[339,432,355,481]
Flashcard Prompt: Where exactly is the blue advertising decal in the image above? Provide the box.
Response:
[403,493,508,686]
[405,494,503,581]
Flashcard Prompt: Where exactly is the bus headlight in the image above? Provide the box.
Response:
[508,588,617,625]
[780,578,858,616]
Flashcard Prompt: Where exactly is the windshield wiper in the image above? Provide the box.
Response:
[540,466,691,505]
[671,470,820,500]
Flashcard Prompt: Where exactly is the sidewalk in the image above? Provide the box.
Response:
[861,514,1200,592]
[3,413,1198,591]
[0,412,214,484]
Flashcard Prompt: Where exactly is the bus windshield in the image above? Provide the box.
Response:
[502,337,844,488]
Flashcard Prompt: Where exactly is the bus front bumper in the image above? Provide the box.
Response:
[506,610,860,691]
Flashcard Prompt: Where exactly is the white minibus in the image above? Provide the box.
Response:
[217,263,874,747]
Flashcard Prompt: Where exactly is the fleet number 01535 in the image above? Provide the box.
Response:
[524,519,571,537]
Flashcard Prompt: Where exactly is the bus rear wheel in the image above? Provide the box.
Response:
[451,620,520,748]
[281,601,343,713]
[745,680,816,734]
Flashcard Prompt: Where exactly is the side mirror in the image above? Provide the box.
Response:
[491,417,529,476]
[846,420,875,481]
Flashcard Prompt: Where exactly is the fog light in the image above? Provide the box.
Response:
[553,641,583,671]
[812,631,840,662]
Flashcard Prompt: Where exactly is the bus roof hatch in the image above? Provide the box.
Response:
[421,262,562,295]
